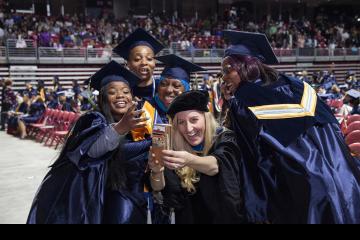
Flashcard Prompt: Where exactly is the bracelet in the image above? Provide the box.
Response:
[150,170,164,182]
[151,175,161,182]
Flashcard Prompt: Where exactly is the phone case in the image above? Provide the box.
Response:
[152,124,172,164]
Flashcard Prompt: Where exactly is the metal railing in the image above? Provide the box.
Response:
[0,47,6,63]
[1,39,360,64]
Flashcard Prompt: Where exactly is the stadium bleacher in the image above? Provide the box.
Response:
[0,62,359,105]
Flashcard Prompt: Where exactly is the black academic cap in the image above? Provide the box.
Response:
[167,90,209,119]
[156,54,206,82]
[113,28,165,60]
[223,30,279,65]
[85,61,140,91]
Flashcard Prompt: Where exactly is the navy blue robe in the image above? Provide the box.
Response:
[134,84,154,103]
[21,102,45,124]
[103,138,151,224]
[228,74,360,224]
[27,112,151,224]
[47,99,59,109]
[22,88,37,98]
[8,102,29,132]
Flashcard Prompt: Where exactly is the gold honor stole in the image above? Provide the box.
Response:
[131,101,156,142]
[248,82,317,120]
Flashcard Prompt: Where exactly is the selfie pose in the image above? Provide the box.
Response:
[27,61,153,224]
[149,91,244,224]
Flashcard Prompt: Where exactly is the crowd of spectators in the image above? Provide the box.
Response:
[0,1,359,52]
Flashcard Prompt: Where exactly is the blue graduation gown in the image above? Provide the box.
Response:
[22,102,45,124]
[134,84,154,103]
[27,112,151,224]
[228,74,360,224]
[8,102,29,131]
[27,112,109,224]
[22,88,37,98]
[47,99,59,109]
[103,138,151,224]
[62,102,73,112]
[322,75,337,91]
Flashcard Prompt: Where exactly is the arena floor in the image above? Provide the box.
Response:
[0,132,57,224]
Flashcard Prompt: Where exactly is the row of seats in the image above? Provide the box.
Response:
[327,99,344,114]
[27,109,80,149]
[342,115,360,156]
[325,100,360,157]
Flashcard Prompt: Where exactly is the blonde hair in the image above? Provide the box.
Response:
[171,111,219,193]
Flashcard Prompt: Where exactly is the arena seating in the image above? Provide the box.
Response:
[28,109,80,149]
[0,62,359,95]
[340,115,360,157]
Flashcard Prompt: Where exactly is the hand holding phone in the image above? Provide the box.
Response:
[151,124,172,167]
[114,101,148,135]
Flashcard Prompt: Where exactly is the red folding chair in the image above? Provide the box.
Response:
[35,110,61,142]
[44,111,70,146]
[349,143,360,157]
[329,100,344,114]
[345,121,360,135]
[46,112,79,149]
[347,115,360,126]
[28,108,53,137]
[346,130,360,146]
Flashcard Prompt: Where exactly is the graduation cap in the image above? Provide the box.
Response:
[339,84,349,90]
[57,90,75,98]
[167,90,209,119]
[223,30,279,65]
[346,89,360,99]
[203,74,210,81]
[80,90,92,99]
[85,61,140,91]
[348,70,356,76]
[113,28,165,60]
[156,54,206,83]
[56,91,66,97]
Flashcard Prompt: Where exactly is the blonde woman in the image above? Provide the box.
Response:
[149,91,243,224]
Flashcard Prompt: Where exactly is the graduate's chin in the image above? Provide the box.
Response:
[187,137,203,147]
[111,107,128,116]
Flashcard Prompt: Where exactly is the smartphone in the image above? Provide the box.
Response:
[152,124,172,165]
[131,101,155,142]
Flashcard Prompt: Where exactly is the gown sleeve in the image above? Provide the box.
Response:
[61,112,115,170]
[88,125,126,159]
[199,130,245,224]
[27,112,114,224]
